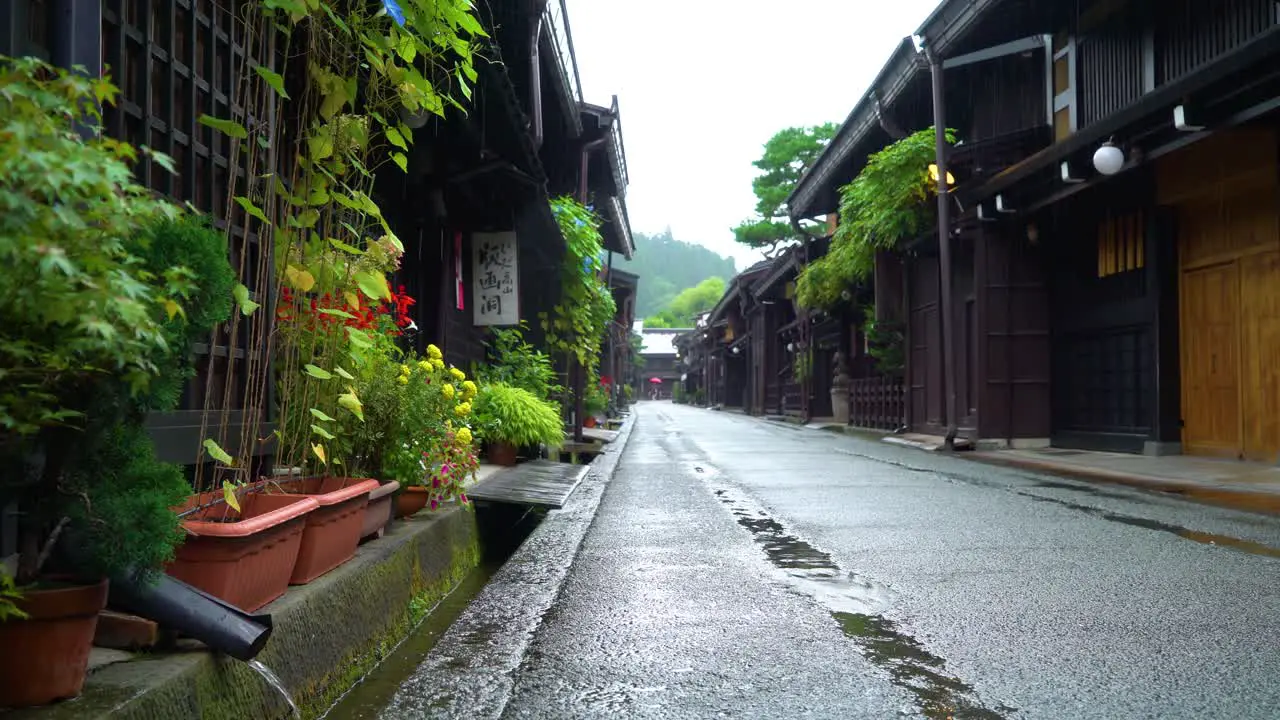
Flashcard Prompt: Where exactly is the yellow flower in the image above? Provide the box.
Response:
[430,358,445,370]
[417,360,430,371]
[450,366,466,382]
[456,427,473,445]
[397,375,409,385]
[441,383,455,400]
[461,380,477,399]
[454,402,471,417]
[399,364,410,376]
[427,344,443,360]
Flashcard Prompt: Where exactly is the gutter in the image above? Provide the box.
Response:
[530,0,548,150]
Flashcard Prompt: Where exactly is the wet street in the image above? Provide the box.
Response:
[382,401,1280,719]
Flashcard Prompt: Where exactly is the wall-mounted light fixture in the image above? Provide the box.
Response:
[732,346,741,356]
[1093,139,1125,176]
[928,163,956,186]
[786,342,795,353]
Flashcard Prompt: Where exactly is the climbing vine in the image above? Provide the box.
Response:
[542,197,616,372]
[196,0,486,496]
[795,127,956,310]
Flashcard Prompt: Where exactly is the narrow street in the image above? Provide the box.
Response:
[493,401,1280,719]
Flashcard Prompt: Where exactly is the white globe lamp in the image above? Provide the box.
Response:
[1093,141,1125,176]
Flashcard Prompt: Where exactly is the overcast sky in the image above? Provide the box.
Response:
[566,0,941,271]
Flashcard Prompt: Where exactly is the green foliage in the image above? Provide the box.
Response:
[616,229,737,318]
[543,197,616,371]
[584,378,608,417]
[644,276,725,328]
[0,56,183,439]
[473,383,564,450]
[0,566,25,621]
[473,324,563,404]
[733,123,838,256]
[863,306,905,375]
[60,424,191,581]
[130,216,236,413]
[793,348,813,383]
[796,127,955,310]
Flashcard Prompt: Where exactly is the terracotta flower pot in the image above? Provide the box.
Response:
[584,416,598,429]
[487,441,518,467]
[170,492,319,612]
[360,480,399,541]
[268,477,380,585]
[0,578,109,708]
[395,486,430,519]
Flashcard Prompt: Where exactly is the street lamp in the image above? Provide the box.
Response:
[1093,140,1125,176]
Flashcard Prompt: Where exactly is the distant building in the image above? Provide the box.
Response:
[635,323,690,400]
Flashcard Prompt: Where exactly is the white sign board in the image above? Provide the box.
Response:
[472,231,520,326]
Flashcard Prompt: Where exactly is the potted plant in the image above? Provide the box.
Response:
[473,382,565,466]
[583,380,608,428]
[0,59,221,707]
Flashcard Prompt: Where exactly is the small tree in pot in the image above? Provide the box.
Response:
[0,58,233,707]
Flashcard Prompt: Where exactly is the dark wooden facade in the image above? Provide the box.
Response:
[790,0,1280,454]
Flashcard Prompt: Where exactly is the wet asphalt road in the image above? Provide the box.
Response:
[491,402,1280,719]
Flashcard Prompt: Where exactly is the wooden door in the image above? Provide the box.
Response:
[1241,251,1280,462]
[1180,262,1241,458]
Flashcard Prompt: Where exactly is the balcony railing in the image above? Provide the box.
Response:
[544,0,582,104]
[609,95,629,190]
[850,376,905,431]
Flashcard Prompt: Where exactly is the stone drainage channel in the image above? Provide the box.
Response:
[692,462,1014,720]
[319,503,545,719]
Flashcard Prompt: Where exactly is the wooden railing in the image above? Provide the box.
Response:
[850,376,905,431]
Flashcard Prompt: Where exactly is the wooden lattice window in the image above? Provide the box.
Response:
[101,0,286,464]
[1097,212,1146,278]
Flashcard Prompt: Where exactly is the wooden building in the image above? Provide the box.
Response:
[0,0,631,466]
[789,0,1280,458]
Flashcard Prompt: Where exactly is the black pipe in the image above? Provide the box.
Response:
[530,1,547,150]
[925,43,959,451]
[110,570,273,661]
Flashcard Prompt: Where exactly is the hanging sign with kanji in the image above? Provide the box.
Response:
[472,231,520,326]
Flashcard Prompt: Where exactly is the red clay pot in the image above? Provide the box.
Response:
[0,577,109,708]
[360,480,399,541]
[170,492,319,612]
[268,477,380,585]
[584,416,598,429]
[395,486,430,519]
[487,441,518,467]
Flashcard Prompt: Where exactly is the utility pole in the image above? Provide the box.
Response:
[925,43,959,451]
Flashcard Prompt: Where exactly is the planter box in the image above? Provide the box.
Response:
[270,477,380,584]
[361,480,399,541]
[170,493,319,612]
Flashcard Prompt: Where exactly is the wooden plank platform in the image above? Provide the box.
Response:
[582,427,620,443]
[466,459,591,508]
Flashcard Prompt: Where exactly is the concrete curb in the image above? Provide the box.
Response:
[969,452,1280,517]
[14,506,481,720]
[379,413,639,719]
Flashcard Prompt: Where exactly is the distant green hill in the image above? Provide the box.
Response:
[616,229,738,319]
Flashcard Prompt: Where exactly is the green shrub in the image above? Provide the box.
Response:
[474,324,563,404]
[473,382,564,449]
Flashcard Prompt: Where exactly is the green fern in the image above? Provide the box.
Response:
[473,382,565,449]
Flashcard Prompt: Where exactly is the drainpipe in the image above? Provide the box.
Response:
[925,42,959,451]
[530,1,547,149]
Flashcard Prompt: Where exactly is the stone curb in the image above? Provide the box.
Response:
[757,409,1280,518]
[378,413,639,719]
[968,452,1280,517]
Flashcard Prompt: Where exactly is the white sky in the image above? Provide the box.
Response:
[567,0,942,271]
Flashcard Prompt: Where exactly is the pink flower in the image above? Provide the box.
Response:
[432,476,441,488]
[460,494,468,504]
[430,498,438,510]
[441,463,452,475]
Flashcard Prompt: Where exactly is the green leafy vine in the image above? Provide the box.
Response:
[542,197,616,372]
[795,127,955,310]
